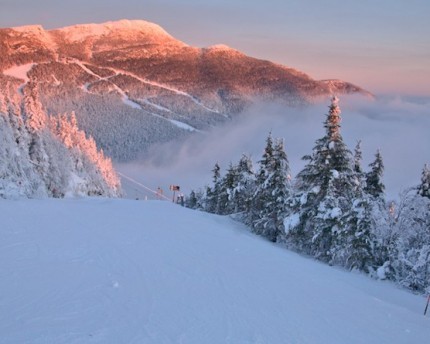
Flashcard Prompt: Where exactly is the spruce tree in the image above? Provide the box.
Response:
[186,190,198,209]
[247,133,274,228]
[186,190,205,210]
[417,164,430,199]
[205,162,222,213]
[268,139,292,240]
[252,136,291,242]
[286,97,357,263]
[332,140,377,271]
[233,154,256,214]
[364,149,385,198]
[394,191,430,292]
[353,140,365,182]
[218,162,239,215]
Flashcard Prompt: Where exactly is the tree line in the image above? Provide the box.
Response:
[0,81,121,198]
[186,97,430,293]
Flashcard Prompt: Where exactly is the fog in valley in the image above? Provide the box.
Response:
[117,95,430,202]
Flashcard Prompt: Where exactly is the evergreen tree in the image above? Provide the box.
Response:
[186,189,205,210]
[364,149,385,198]
[218,162,239,215]
[268,139,292,240]
[417,164,430,199]
[247,133,275,228]
[252,136,291,242]
[1,86,121,198]
[205,162,222,213]
[23,83,62,197]
[232,154,256,214]
[353,140,364,175]
[286,97,358,263]
[186,190,199,209]
[334,190,377,272]
[331,140,379,271]
[394,191,430,292]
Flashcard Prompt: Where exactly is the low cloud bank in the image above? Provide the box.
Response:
[117,95,430,201]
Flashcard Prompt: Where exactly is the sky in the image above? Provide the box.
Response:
[1,0,429,96]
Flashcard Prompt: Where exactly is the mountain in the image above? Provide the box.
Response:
[0,20,373,161]
[0,198,428,343]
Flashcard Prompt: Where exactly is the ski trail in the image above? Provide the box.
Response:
[107,68,221,115]
[139,98,203,131]
[70,59,223,115]
[72,60,202,131]
[144,110,199,132]
[73,61,139,109]
[139,98,173,113]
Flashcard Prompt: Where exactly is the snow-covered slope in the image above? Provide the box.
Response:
[1,198,429,343]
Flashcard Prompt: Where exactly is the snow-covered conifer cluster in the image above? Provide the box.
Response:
[0,84,121,199]
[188,97,430,293]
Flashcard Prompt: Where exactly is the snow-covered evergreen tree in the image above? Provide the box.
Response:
[252,135,291,242]
[285,97,358,263]
[417,164,430,199]
[334,189,377,272]
[205,162,222,214]
[393,190,430,292]
[231,154,256,214]
[218,162,239,215]
[246,133,273,222]
[50,112,121,196]
[364,150,385,199]
[0,84,121,199]
[0,98,45,198]
[353,140,366,191]
[186,190,199,209]
[22,83,69,197]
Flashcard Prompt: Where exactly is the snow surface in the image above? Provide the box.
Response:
[11,25,45,33]
[3,63,35,93]
[169,119,197,132]
[140,98,173,113]
[283,213,300,234]
[1,198,429,343]
[206,44,239,53]
[71,59,218,129]
[3,63,34,82]
[55,20,173,42]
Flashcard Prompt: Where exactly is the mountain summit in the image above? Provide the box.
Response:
[0,20,372,161]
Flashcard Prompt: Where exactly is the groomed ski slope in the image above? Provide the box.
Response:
[1,198,429,343]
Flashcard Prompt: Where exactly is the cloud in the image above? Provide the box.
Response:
[117,95,430,201]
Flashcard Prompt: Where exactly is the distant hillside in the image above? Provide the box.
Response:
[0,19,373,161]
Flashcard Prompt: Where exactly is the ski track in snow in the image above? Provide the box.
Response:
[72,59,203,131]
[139,98,173,113]
[145,110,199,132]
[1,198,430,344]
[100,64,221,115]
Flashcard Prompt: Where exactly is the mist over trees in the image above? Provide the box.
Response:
[187,97,430,293]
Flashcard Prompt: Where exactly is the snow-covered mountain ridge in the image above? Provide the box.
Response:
[0,19,373,161]
[0,198,429,343]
